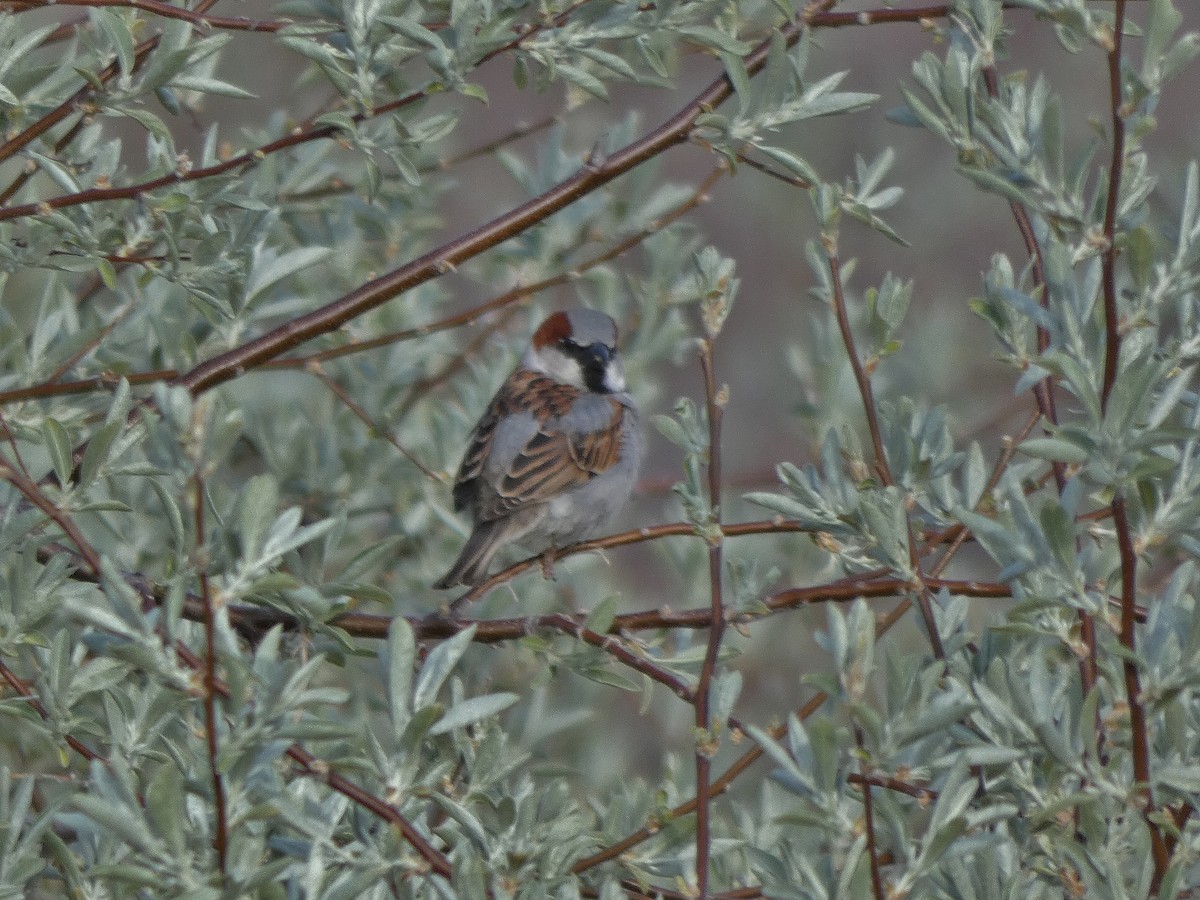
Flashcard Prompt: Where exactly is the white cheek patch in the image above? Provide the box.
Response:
[537,348,585,388]
[603,365,626,393]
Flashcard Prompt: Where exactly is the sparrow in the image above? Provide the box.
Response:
[434,308,641,589]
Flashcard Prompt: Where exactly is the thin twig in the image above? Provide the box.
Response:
[848,771,936,803]
[1113,496,1167,886]
[44,299,136,386]
[0,658,108,763]
[823,235,945,658]
[823,240,890,486]
[193,475,228,878]
[0,0,286,31]
[309,367,443,482]
[279,116,560,204]
[855,726,886,899]
[693,337,727,897]
[0,460,102,575]
[1099,0,1129,411]
[541,613,745,733]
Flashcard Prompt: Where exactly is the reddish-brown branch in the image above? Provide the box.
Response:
[0,459,102,576]
[855,727,885,899]
[0,657,108,763]
[824,235,947,659]
[0,0,286,31]
[0,166,720,410]
[193,476,228,877]
[848,771,936,803]
[693,338,727,897]
[1099,0,1128,412]
[1113,496,1167,885]
[541,613,745,733]
[169,5,835,397]
[824,243,891,486]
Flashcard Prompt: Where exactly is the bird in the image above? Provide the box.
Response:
[434,308,641,590]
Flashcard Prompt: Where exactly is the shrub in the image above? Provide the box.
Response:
[0,0,1198,896]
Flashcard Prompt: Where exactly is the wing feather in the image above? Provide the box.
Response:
[451,370,626,523]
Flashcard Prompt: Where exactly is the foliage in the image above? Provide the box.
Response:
[0,0,1199,896]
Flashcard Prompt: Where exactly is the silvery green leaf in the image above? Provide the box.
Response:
[40,418,73,487]
[1019,437,1090,464]
[386,618,415,735]
[413,625,476,711]
[709,669,741,729]
[429,692,519,735]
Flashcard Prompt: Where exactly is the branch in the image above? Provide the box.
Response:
[0,0,287,31]
[0,165,720,408]
[193,475,228,878]
[0,658,108,764]
[823,240,891,486]
[541,613,745,733]
[693,336,727,897]
[170,7,826,396]
[0,460,102,576]
[1100,0,1129,411]
[855,726,885,900]
[1113,496,1168,885]
[823,233,945,658]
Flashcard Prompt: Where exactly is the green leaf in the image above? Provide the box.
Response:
[583,596,619,635]
[78,421,122,491]
[1019,437,1090,465]
[386,618,415,735]
[239,475,279,561]
[245,246,333,306]
[429,692,519,735]
[170,74,257,99]
[557,64,608,100]
[91,9,136,77]
[413,625,476,710]
[41,418,74,486]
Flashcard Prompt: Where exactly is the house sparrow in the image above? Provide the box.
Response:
[434,308,641,589]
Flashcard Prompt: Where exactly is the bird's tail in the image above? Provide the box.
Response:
[433,519,507,589]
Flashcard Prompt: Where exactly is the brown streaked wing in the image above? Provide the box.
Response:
[451,398,500,511]
[482,400,625,520]
[568,400,625,472]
